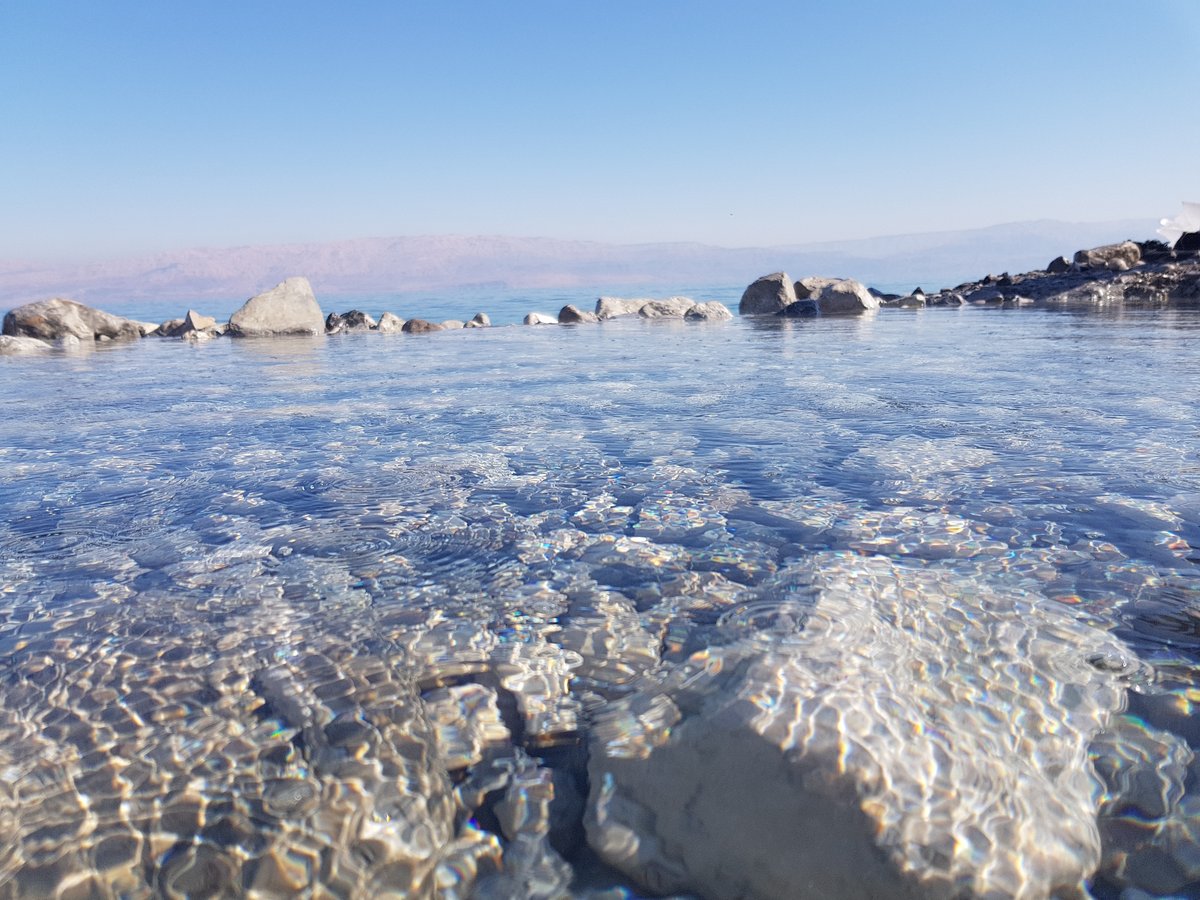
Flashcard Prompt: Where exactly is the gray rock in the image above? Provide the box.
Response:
[794,276,840,300]
[0,335,50,354]
[684,301,733,322]
[377,312,405,333]
[184,309,217,332]
[3,298,143,342]
[586,555,1134,899]
[135,321,160,336]
[341,310,377,331]
[402,318,445,334]
[595,297,652,319]
[777,299,819,317]
[638,298,695,319]
[325,312,346,334]
[740,272,796,315]
[465,312,491,328]
[896,293,926,308]
[1074,240,1141,270]
[227,277,324,337]
[1047,255,1072,274]
[441,320,465,330]
[558,305,599,324]
[158,317,185,337]
[524,312,558,325]
[164,309,220,338]
[812,279,880,314]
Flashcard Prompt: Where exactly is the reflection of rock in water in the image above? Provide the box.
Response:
[586,554,1142,898]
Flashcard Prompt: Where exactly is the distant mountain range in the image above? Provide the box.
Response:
[0,219,1155,305]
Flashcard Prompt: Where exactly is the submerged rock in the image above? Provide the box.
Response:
[441,320,465,330]
[586,555,1135,899]
[1175,231,1200,254]
[777,299,819,317]
[739,272,796,315]
[558,305,599,324]
[524,312,558,325]
[0,335,50,354]
[684,301,733,321]
[3,298,143,342]
[403,318,445,334]
[227,277,324,337]
[464,312,491,328]
[812,278,880,314]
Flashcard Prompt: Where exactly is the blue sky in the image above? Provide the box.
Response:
[2,1,1198,261]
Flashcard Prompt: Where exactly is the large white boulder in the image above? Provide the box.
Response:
[586,554,1136,898]
[227,277,324,337]
[813,278,880,314]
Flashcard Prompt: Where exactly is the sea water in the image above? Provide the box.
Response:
[1,300,1198,897]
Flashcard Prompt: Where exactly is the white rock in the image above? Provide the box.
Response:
[739,272,796,315]
[227,277,324,337]
[377,311,405,333]
[524,312,558,325]
[595,297,652,319]
[0,335,50,354]
[638,297,695,318]
[813,279,880,314]
[684,301,733,321]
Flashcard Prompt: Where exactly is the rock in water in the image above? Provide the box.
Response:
[1047,255,1072,273]
[739,273,796,315]
[595,297,652,319]
[794,276,840,300]
[377,312,405,332]
[684,301,733,321]
[558,305,599,324]
[638,297,696,318]
[2,298,143,341]
[227,277,324,337]
[524,312,558,325]
[1074,241,1141,270]
[0,335,50,354]
[343,310,377,330]
[777,299,819,317]
[586,554,1134,898]
[402,318,445,334]
[812,279,880,314]
[465,312,491,328]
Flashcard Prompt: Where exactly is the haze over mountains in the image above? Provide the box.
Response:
[0,218,1154,306]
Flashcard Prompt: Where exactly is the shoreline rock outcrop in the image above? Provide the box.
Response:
[226,277,324,337]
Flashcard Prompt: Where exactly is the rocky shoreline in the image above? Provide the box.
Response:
[3,236,1196,356]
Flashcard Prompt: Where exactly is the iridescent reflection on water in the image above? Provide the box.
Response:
[1,305,1199,898]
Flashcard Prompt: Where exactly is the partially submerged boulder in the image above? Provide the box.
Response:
[377,312,405,333]
[812,279,880,314]
[794,276,840,300]
[524,312,558,325]
[739,273,796,315]
[638,297,696,319]
[1074,241,1141,270]
[777,299,819,317]
[3,298,143,342]
[684,301,733,322]
[464,312,491,328]
[402,318,445,334]
[227,277,324,337]
[558,305,599,324]
[595,297,651,319]
[0,335,50,355]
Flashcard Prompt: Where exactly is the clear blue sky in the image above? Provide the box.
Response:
[2,1,1198,261]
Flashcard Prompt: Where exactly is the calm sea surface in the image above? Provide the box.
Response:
[1,298,1199,897]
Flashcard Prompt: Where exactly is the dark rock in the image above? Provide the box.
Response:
[3,298,143,342]
[1175,231,1200,254]
[342,310,377,330]
[777,300,819,317]
[740,273,796,315]
[1047,256,1071,274]
[227,277,324,337]
[558,305,600,324]
[402,318,444,334]
[325,312,345,334]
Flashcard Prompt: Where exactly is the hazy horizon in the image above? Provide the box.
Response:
[2,2,1197,261]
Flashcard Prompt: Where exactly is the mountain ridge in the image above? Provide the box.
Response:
[0,218,1155,305]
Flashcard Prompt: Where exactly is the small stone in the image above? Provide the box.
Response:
[1074,241,1141,270]
[441,320,465,330]
[558,305,599,324]
[524,312,558,325]
[465,312,491,328]
[325,312,346,334]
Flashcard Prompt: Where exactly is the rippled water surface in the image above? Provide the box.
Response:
[2,304,1199,898]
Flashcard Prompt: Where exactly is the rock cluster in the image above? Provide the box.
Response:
[527,295,734,326]
[739,274,879,316]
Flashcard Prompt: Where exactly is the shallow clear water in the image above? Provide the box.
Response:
[1,303,1199,897]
